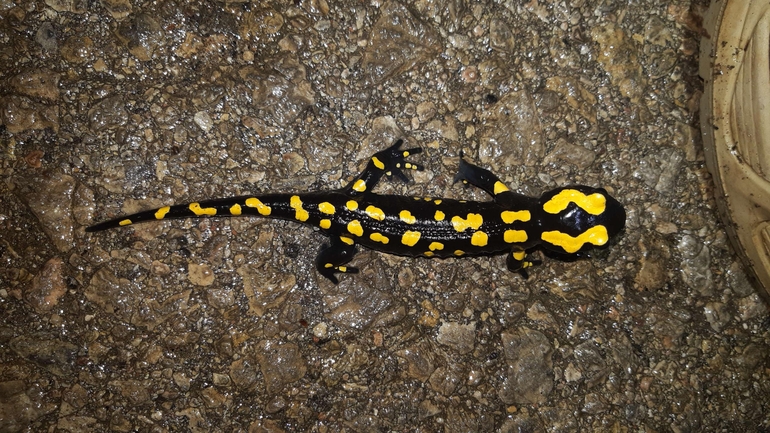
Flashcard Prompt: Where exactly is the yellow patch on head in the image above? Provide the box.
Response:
[352,179,367,192]
[319,219,332,229]
[119,219,132,226]
[290,195,309,222]
[401,230,421,246]
[471,231,489,247]
[229,203,242,216]
[543,189,606,215]
[346,200,359,211]
[340,236,355,245]
[155,206,171,220]
[493,181,510,195]
[399,210,416,224]
[370,232,389,244]
[347,220,364,236]
[451,213,483,232]
[512,251,526,261]
[541,226,609,253]
[372,156,385,170]
[245,197,271,216]
[365,205,385,221]
[501,210,531,224]
[504,229,528,243]
[318,202,335,215]
[434,210,445,221]
[428,242,444,251]
[189,202,217,216]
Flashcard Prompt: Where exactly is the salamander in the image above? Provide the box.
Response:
[87,140,626,283]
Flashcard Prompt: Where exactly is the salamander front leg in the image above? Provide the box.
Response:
[506,249,541,279]
[343,139,423,196]
[454,153,515,200]
[315,236,359,284]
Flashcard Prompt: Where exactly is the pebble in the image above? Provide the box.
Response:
[0,95,59,133]
[499,328,553,404]
[435,321,476,355]
[20,171,75,252]
[25,257,68,314]
[361,1,441,84]
[255,340,307,394]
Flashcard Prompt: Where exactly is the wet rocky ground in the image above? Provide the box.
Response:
[1,0,769,431]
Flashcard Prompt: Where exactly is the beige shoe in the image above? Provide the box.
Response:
[700,0,770,302]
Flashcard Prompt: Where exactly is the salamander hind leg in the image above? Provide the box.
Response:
[506,249,541,279]
[344,139,423,195]
[315,236,360,284]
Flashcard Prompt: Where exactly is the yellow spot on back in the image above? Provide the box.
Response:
[325,263,333,268]
[340,236,355,245]
[370,232,390,244]
[494,181,510,195]
[372,156,385,170]
[189,202,216,216]
[512,251,526,261]
[429,242,444,251]
[352,179,367,192]
[290,195,309,222]
[504,230,528,243]
[434,199,442,205]
[347,220,364,236]
[245,198,271,216]
[543,189,606,215]
[346,200,359,211]
[454,250,465,256]
[230,203,242,216]
[434,210,445,221]
[320,219,331,229]
[451,213,483,232]
[365,205,385,221]
[155,206,170,220]
[399,210,416,224]
[501,210,531,224]
[119,219,132,226]
[541,225,609,253]
[318,202,335,215]
[471,231,489,247]
[424,251,434,257]
[401,230,421,246]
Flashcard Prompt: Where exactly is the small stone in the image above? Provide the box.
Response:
[194,111,213,132]
[255,340,307,393]
[0,95,59,133]
[115,13,164,61]
[435,321,476,355]
[25,257,68,314]
[60,35,94,64]
[188,263,215,286]
[312,322,328,339]
[21,171,75,252]
[499,327,553,404]
[9,68,60,101]
[101,0,132,19]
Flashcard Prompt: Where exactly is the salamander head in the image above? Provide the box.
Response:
[536,186,626,255]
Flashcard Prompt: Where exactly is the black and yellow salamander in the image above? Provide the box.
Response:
[87,140,626,283]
